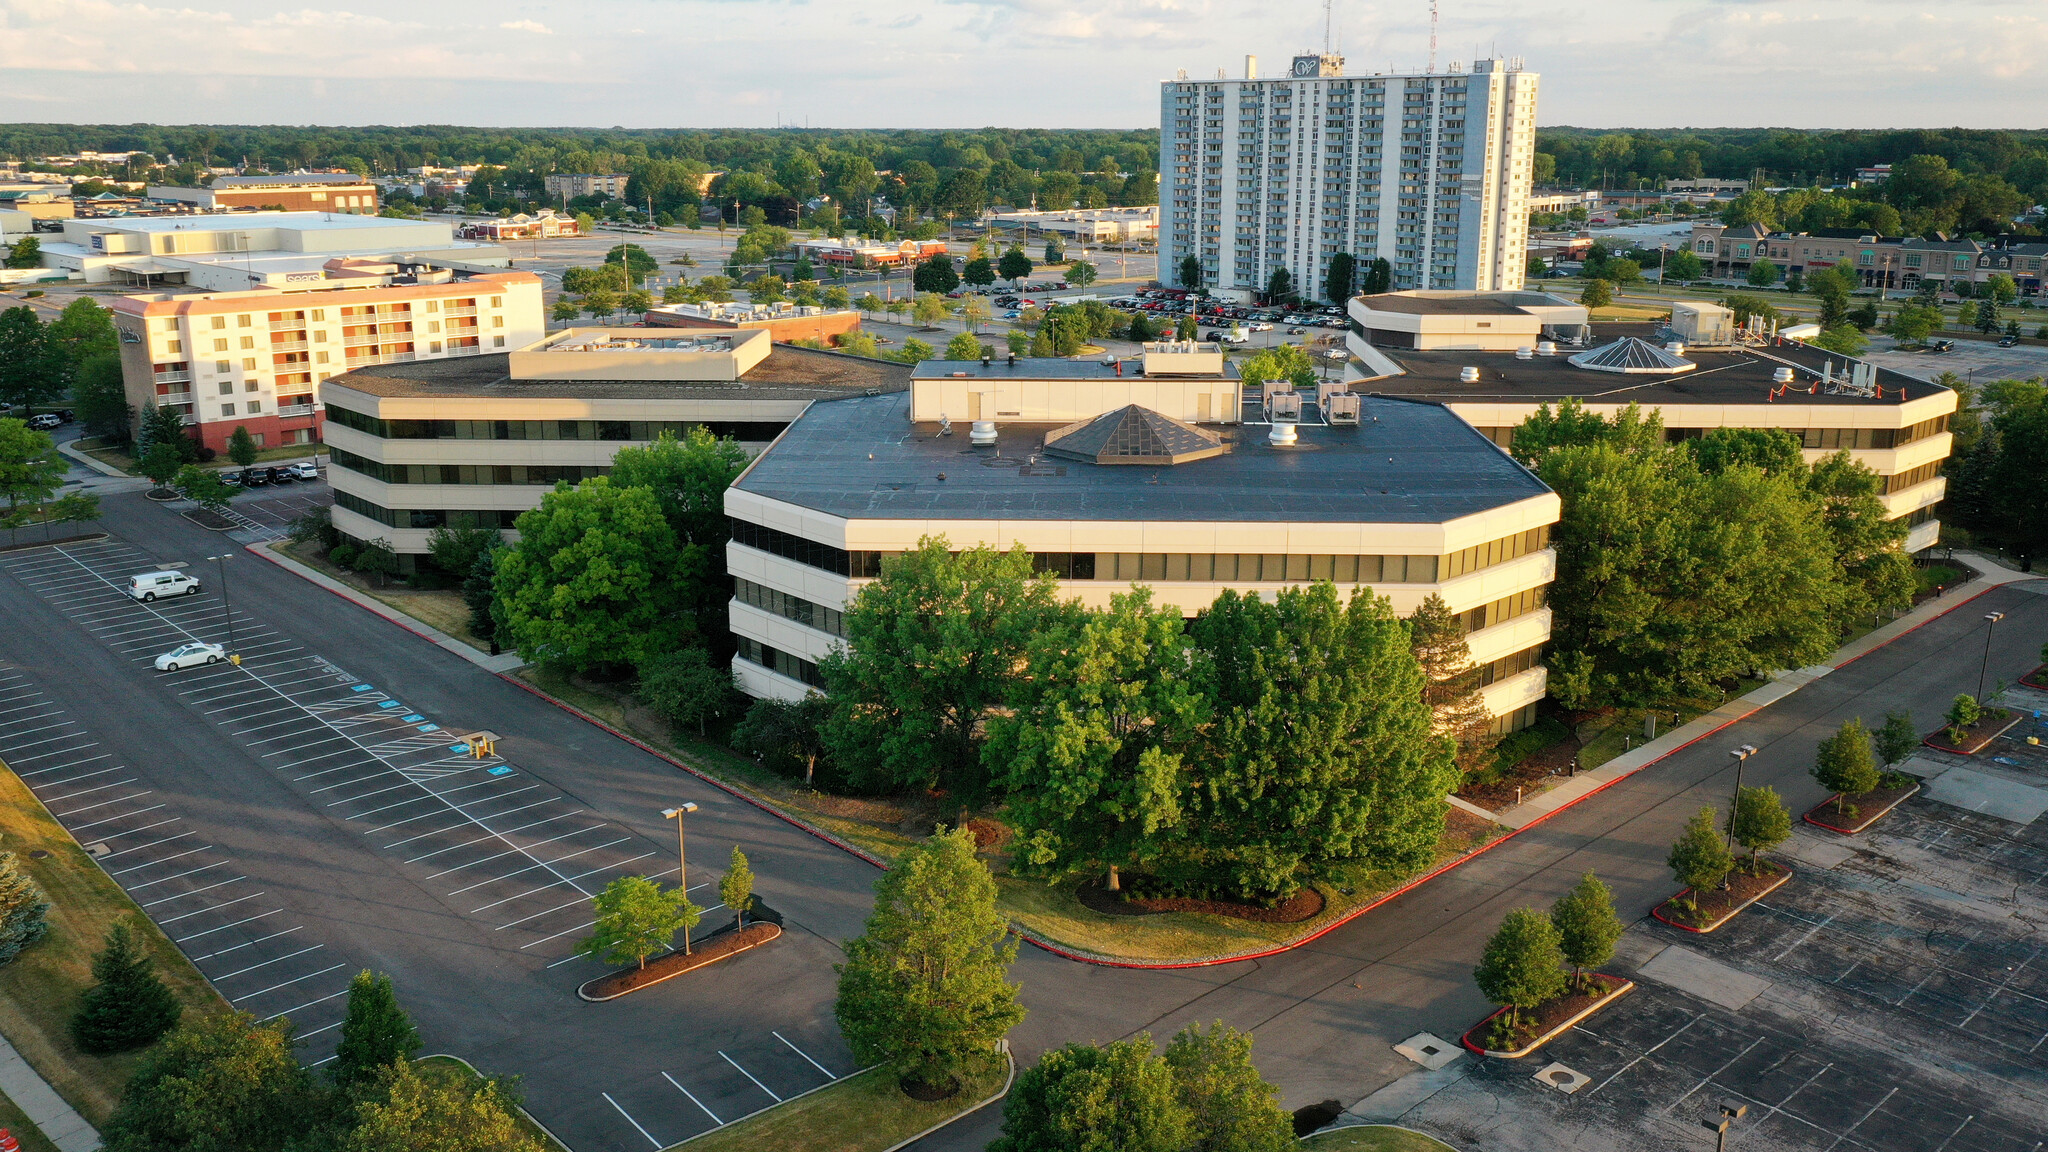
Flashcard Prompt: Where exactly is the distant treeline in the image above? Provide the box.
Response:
[1534,127,2048,199]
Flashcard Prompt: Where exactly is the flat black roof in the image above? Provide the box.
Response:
[1365,324,1946,410]
[734,391,1550,524]
[326,345,910,402]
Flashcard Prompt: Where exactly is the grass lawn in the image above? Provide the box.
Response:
[665,1056,1007,1152]
[1915,563,1965,597]
[275,540,490,654]
[1573,677,1766,773]
[0,764,230,1127]
[0,1087,59,1152]
[71,441,327,478]
[415,1056,569,1151]
[1300,1125,1461,1151]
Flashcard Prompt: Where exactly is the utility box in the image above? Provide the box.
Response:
[1671,301,1735,346]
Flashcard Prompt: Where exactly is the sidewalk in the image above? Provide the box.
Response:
[55,438,127,479]
[1490,553,2040,830]
[0,1033,97,1152]
[246,543,524,674]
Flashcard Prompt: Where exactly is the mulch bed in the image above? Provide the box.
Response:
[1458,732,1585,811]
[2020,665,2048,691]
[900,1073,962,1102]
[146,487,181,502]
[1922,710,2019,755]
[182,508,238,531]
[1460,974,1634,1058]
[1804,781,1921,835]
[0,532,107,554]
[1653,860,1791,933]
[1075,878,1326,923]
[578,922,780,1001]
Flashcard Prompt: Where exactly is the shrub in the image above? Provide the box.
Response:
[1945,694,1983,744]
[1667,807,1733,899]
[0,851,51,964]
[329,543,360,569]
[1812,718,1879,814]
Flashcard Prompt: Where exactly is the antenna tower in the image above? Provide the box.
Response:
[1323,0,1333,53]
[1427,0,1439,73]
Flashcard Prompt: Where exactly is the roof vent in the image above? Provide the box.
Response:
[1665,341,1686,356]
[970,420,997,446]
[1515,346,1533,360]
[1459,366,1481,382]
[950,371,970,378]
[1772,366,1795,384]
[1268,421,1299,446]
[1536,341,1556,355]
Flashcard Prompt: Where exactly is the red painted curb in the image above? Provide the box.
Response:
[1457,978,1633,1057]
[1650,868,1790,934]
[1802,784,1921,835]
[1831,584,2002,670]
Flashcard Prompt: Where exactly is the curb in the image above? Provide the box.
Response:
[1458,978,1634,1058]
[0,532,106,554]
[1919,712,2021,755]
[243,542,520,674]
[878,1049,1017,1152]
[1650,866,1791,934]
[578,923,781,1002]
[1307,1125,1466,1151]
[420,1054,573,1152]
[1803,783,1921,835]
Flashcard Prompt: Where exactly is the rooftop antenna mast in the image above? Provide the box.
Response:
[1323,0,1333,53]
[1427,0,1439,73]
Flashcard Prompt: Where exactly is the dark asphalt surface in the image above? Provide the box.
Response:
[5,484,2043,1152]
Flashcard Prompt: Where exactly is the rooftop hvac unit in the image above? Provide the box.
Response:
[1323,391,1361,426]
[970,420,997,445]
[1459,366,1480,382]
[1267,392,1303,421]
[1261,379,1295,404]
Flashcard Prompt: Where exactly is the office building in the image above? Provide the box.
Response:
[724,342,1558,731]
[319,329,908,566]
[39,211,509,289]
[984,206,1159,244]
[150,173,380,214]
[110,263,545,454]
[544,174,630,201]
[1160,52,1539,299]
[1343,291,1955,553]
[1687,223,2048,296]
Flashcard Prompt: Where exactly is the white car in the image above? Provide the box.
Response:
[154,642,226,672]
[288,461,319,481]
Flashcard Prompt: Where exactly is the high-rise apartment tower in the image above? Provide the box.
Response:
[1160,53,1538,297]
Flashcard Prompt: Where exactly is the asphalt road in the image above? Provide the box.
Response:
[0,490,888,1152]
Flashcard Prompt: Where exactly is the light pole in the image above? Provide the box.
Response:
[1979,612,2005,700]
[661,803,699,953]
[204,554,235,660]
[1725,745,1757,853]
[1704,1103,1748,1152]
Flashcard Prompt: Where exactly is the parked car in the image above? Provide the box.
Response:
[128,570,201,602]
[266,465,296,485]
[26,413,61,430]
[1287,326,1308,335]
[242,468,269,487]
[1998,335,2020,347]
[220,471,244,487]
[1928,339,1955,353]
[154,641,226,672]
[289,461,319,481]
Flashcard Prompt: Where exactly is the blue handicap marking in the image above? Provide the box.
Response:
[415,723,440,733]
[351,684,374,693]
[488,766,514,776]
[378,700,402,710]
[401,714,424,723]
[448,743,470,754]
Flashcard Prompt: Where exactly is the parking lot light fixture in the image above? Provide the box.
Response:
[661,803,700,953]
[1725,745,1757,853]
[204,554,235,658]
[1979,612,2005,700]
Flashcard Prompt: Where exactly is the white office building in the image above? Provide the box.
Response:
[1161,53,1539,298]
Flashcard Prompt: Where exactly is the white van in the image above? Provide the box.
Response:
[127,570,201,602]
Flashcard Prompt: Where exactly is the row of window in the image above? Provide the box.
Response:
[1887,461,1943,493]
[333,491,521,531]
[1473,418,1949,454]
[734,577,848,639]
[1479,643,1545,687]
[735,637,823,688]
[1456,586,1546,634]
[324,405,785,444]
[329,447,608,488]
[1442,526,1551,580]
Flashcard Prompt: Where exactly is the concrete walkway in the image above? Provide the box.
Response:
[246,542,526,673]
[1490,552,2040,830]
[55,438,128,479]
[0,1033,98,1152]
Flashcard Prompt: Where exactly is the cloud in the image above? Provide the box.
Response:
[500,18,552,33]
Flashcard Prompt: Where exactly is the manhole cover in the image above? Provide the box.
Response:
[28,850,51,859]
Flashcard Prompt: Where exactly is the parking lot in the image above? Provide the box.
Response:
[1386,793,2048,1152]
[0,535,859,1150]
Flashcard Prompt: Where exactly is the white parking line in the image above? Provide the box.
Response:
[604,1092,665,1149]
[366,791,549,836]
[44,772,135,796]
[0,721,79,740]
[274,746,356,771]
[126,861,230,890]
[720,1051,781,1102]
[230,963,348,1004]
[403,811,582,859]
[70,803,168,832]
[191,925,300,961]
[17,753,113,778]
[140,877,247,908]
[53,789,154,818]
[773,1032,837,1080]
[8,734,96,754]
[102,831,197,860]
[663,1073,723,1126]
[212,944,326,982]
[159,892,265,925]
[262,986,351,1022]
[443,836,628,892]
[112,845,210,875]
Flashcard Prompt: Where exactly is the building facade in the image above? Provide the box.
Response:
[150,174,380,214]
[1161,54,1538,298]
[544,174,629,201]
[40,212,509,289]
[645,301,862,345]
[1689,223,2048,296]
[110,266,544,454]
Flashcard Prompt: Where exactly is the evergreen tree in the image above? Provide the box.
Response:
[719,845,754,928]
[1875,709,1918,767]
[1728,785,1791,872]
[461,548,501,646]
[138,403,195,461]
[1405,594,1498,778]
[0,851,51,964]
[1668,807,1734,896]
[1472,908,1566,1031]
[835,828,1024,1088]
[1324,252,1356,305]
[70,922,182,1054]
[1264,267,1293,303]
[1549,873,1622,994]
[991,1037,1191,1152]
[1812,718,1879,813]
[1161,1022,1293,1152]
[1179,254,1203,290]
[330,970,422,1094]
[227,426,258,469]
[1361,256,1393,295]
[103,1013,316,1152]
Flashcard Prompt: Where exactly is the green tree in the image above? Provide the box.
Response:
[1664,249,1704,282]
[172,464,237,516]
[1179,254,1203,290]
[1407,593,1498,778]
[1472,908,1566,1032]
[1066,259,1097,288]
[550,298,581,324]
[944,331,985,360]
[354,537,400,586]
[636,646,740,736]
[1746,258,1781,287]
[1174,314,1198,341]
[70,921,182,1054]
[1549,873,1622,994]
[1580,278,1613,309]
[1264,266,1294,303]
[1360,256,1393,295]
[961,256,996,288]
[1043,238,1065,265]
[1977,298,2001,335]
[1813,718,1880,812]
[1986,272,2019,305]
[579,289,618,319]
[606,426,748,645]
[998,245,1033,286]
[855,292,886,313]
[1945,694,1983,744]
[330,970,422,1094]
[1324,252,1356,304]
[822,538,1072,798]
[1235,342,1318,391]
[577,875,700,968]
[102,1013,315,1152]
[1876,709,1918,767]
[227,425,258,469]
[1805,451,1913,622]
[913,291,949,327]
[494,478,689,673]
[1720,293,1782,328]
[425,524,500,582]
[1811,325,1868,356]
[138,441,184,489]
[47,297,117,369]
[4,236,40,269]
[1808,260,1856,328]
[989,588,1201,891]
[621,288,654,315]
[731,694,833,786]
[1161,1022,1292,1152]
[461,548,502,647]
[835,828,1024,1088]
[912,253,960,294]
[0,851,51,964]
[1184,585,1454,897]
[0,419,65,526]
[992,1037,1192,1152]
[339,1059,544,1152]
[604,242,658,285]
[1885,304,1943,345]
[1605,258,1643,286]
[0,308,66,413]
[70,351,131,442]
[1668,806,1734,896]
[719,845,754,928]
[1728,785,1791,871]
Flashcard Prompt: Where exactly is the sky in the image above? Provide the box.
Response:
[1,0,2043,129]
